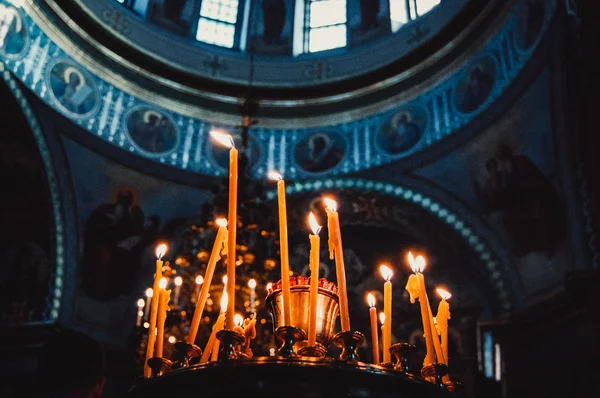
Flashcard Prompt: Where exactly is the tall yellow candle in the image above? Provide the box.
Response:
[211,131,238,330]
[307,212,322,346]
[200,292,228,363]
[407,253,435,366]
[324,197,350,331]
[379,312,387,362]
[380,265,393,363]
[367,293,380,364]
[155,279,170,358]
[187,218,228,344]
[427,297,445,364]
[269,172,292,326]
[144,244,167,377]
[436,288,452,365]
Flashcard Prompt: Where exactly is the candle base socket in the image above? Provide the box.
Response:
[216,329,246,361]
[297,342,327,358]
[444,380,462,394]
[390,342,417,373]
[421,363,449,388]
[172,342,203,368]
[275,326,307,358]
[333,331,365,361]
[147,357,173,377]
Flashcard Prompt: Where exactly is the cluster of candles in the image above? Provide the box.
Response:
[141,130,453,377]
[367,254,452,367]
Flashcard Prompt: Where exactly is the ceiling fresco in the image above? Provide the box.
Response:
[0,0,555,182]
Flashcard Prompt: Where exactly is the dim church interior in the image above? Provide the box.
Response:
[0,0,600,397]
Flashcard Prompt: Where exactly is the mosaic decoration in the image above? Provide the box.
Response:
[124,106,179,157]
[0,0,555,182]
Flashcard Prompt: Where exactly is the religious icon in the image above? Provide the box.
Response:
[454,58,496,114]
[295,132,346,173]
[48,61,98,116]
[377,108,426,155]
[0,4,27,57]
[125,107,179,155]
[473,144,565,257]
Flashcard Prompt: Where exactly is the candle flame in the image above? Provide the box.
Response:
[222,275,228,285]
[168,336,176,344]
[155,243,167,259]
[234,313,244,327]
[408,251,426,273]
[379,264,393,281]
[195,275,204,285]
[248,278,257,289]
[216,218,228,227]
[158,278,168,289]
[137,298,145,308]
[174,276,183,286]
[379,312,386,326]
[367,293,376,308]
[266,282,273,291]
[268,171,282,181]
[308,212,322,235]
[436,288,452,300]
[145,288,153,298]
[323,197,337,212]
[220,292,229,313]
[210,130,235,148]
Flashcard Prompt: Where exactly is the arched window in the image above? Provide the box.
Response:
[196,0,243,48]
[390,0,440,33]
[305,0,347,53]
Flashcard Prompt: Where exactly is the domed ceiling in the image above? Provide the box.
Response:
[0,0,554,181]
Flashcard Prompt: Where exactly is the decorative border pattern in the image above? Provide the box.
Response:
[0,61,65,323]
[267,178,514,312]
[0,0,555,181]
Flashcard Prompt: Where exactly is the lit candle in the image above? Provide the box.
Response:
[173,276,183,307]
[200,292,228,363]
[233,313,245,334]
[155,278,170,358]
[194,275,204,302]
[136,298,145,327]
[323,197,350,331]
[211,131,238,330]
[144,243,167,377]
[187,218,228,344]
[269,171,292,326]
[436,288,452,365]
[367,293,380,364]
[266,282,272,292]
[248,279,257,314]
[144,288,153,320]
[380,265,393,363]
[379,312,387,362]
[307,212,322,346]
[406,252,435,366]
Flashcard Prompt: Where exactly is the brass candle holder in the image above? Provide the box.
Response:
[333,330,365,361]
[275,326,307,358]
[266,277,340,353]
[297,342,327,358]
[216,329,246,361]
[172,342,202,368]
[147,357,173,377]
[421,363,449,388]
[390,342,417,373]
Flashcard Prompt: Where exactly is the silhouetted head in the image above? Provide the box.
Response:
[115,187,136,208]
[36,330,105,397]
